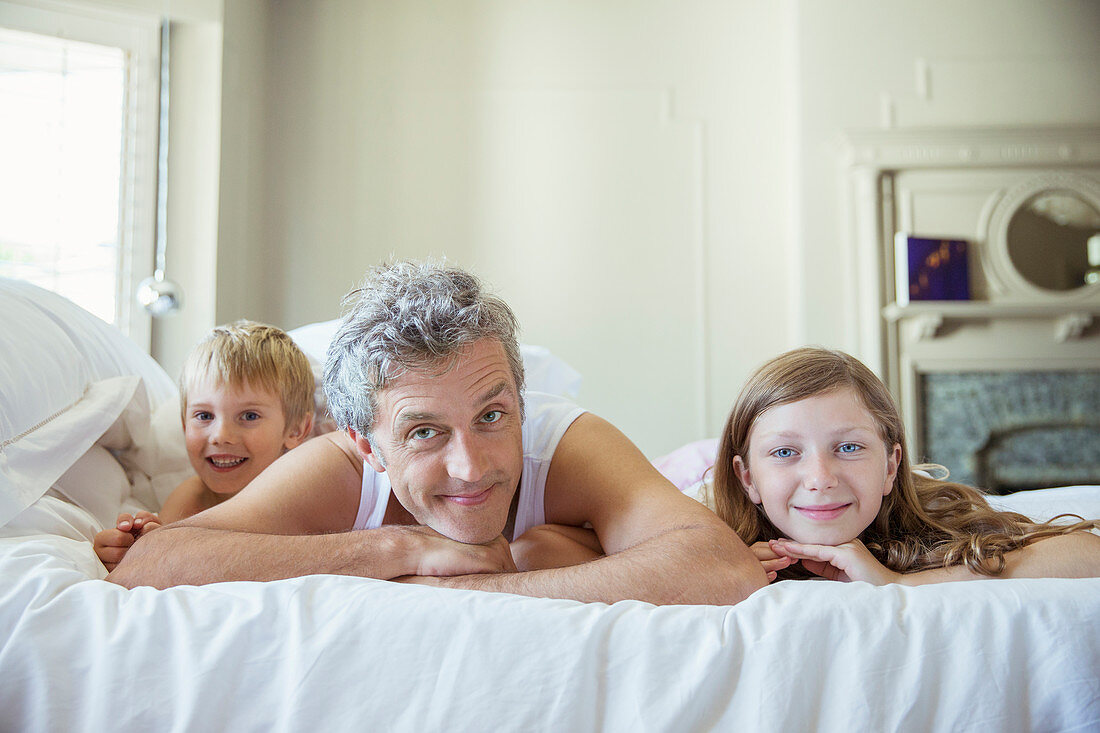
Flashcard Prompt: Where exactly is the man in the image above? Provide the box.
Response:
[110,261,767,605]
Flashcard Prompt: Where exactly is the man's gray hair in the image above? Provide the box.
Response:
[323,260,526,439]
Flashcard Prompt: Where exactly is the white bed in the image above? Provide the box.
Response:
[2,276,1099,732]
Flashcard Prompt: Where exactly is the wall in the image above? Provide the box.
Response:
[211,0,1100,457]
[235,0,796,457]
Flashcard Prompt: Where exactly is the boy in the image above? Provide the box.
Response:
[94,321,315,571]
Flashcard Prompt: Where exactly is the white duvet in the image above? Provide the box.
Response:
[2,488,1099,732]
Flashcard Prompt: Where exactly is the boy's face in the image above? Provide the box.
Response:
[183,377,308,496]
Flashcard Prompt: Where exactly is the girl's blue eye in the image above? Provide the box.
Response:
[481,410,502,424]
[838,443,861,454]
[772,447,795,459]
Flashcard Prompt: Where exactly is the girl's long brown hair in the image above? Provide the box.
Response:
[711,347,1097,579]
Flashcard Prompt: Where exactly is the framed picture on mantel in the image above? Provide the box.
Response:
[894,234,971,305]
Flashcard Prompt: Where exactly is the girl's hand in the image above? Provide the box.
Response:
[750,540,794,583]
[769,538,902,585]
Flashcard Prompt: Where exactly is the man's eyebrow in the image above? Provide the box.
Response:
[394,381,515,426]
[476,380,511,406]
[395,409,440,425]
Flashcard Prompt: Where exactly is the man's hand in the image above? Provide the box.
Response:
[769,538,901,585]
[400,526,514,576]
[408,527,517,577]
[93,512,162,572]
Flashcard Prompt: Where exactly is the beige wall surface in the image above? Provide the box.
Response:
[209,0,1099,457]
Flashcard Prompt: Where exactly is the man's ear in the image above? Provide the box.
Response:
[282,413,315,451]
[349,429,386,473]
[733,454,761,504]
[883,443,902,496]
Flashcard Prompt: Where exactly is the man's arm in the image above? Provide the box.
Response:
[107,432,514,589]
[408,414,769,605]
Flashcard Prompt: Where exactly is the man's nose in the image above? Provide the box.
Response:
[445,431,489,484]
[802,451,839,491]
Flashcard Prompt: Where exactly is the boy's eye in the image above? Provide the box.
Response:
[412,427,439,441]
[480,410,502,424]
[770,447,796,459]
[242,411,261,421]
[194,411,213,421]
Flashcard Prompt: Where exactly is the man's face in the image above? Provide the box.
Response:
[355,338,524,544]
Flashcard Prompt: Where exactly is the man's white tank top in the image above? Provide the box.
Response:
[352,391,586,540]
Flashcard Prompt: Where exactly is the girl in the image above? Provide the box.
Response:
[708,346,1100,584]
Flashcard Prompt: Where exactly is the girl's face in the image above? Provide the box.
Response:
[734,387,901,546]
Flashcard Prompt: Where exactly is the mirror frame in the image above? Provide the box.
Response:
[982,172,1100,302]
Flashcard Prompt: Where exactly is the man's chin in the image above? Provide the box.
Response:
[431,519,504,546]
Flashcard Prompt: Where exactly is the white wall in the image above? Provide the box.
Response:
[210,0,1100,457]
[230,0,795,457]
[792,0,1100,354]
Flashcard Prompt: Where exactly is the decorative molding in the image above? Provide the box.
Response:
[1054,312,1093,342]
[843,126,1100,170]
[913,313,944,341]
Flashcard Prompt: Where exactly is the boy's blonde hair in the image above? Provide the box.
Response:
[179,320,315,429]
[712,346,1097,579]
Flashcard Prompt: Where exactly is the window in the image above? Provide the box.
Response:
[0,3,159,348]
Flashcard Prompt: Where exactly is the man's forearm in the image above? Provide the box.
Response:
[420,525,769,605]
[107,524,415,589]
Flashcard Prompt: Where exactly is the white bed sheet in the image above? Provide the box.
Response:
[2,490,1098,732]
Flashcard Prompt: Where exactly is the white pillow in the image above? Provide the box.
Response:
[0,376,138,527]
[49,445,133,532]
[0,277,179,527]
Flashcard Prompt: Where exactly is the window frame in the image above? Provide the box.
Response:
[0,0,160,350]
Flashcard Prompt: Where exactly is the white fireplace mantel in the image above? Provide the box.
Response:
[843,125,1100,459]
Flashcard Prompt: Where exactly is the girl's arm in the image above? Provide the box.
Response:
[772,530,1100,586]
[898,530,1100,586]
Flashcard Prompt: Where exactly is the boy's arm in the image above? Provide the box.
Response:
[107,432,515,589]
[407,414,769,605]
[157,476,207,525]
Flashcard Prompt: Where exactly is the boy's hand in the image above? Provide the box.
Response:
[93,512,163,571]
[769,538,901,585]
[750,540,794,582]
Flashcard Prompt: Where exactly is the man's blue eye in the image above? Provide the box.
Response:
[413,428,438,440]
[481,411,501,423]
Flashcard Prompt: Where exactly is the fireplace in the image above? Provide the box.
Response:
[844,126,1100,493]
[921,371,1100,492]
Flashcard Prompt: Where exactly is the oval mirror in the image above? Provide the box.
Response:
[1006,190,1100,291]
